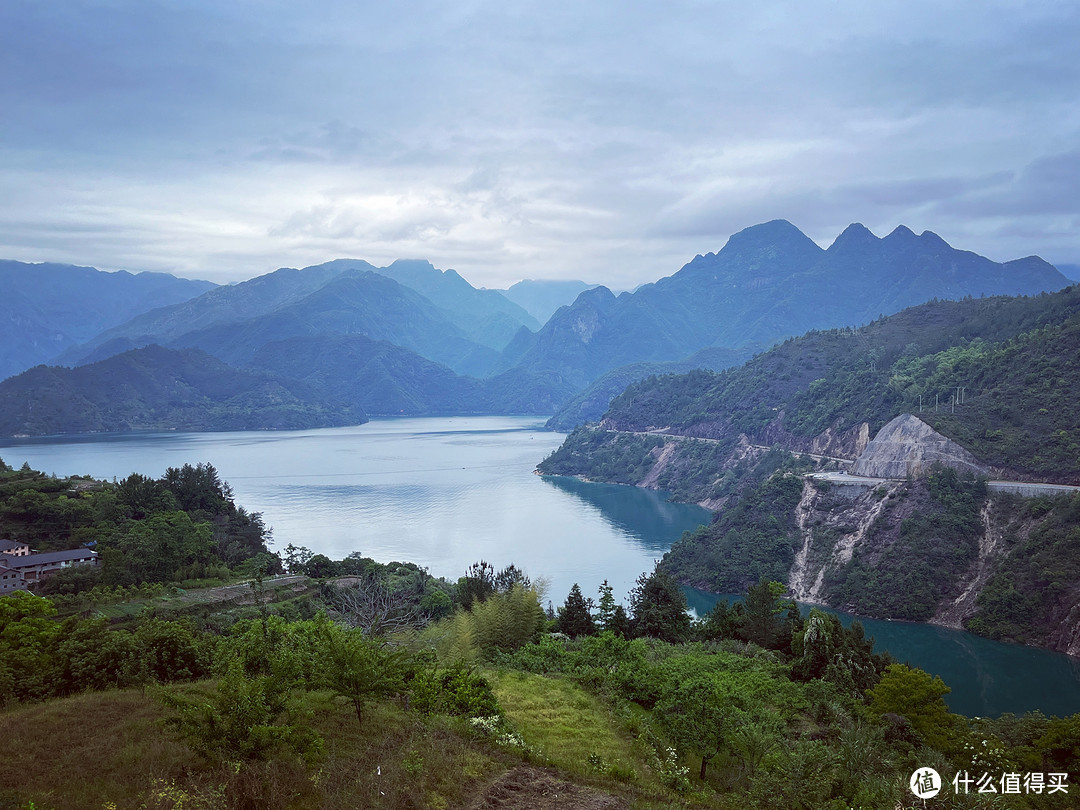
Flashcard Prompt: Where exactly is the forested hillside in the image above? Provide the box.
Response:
[598,285,1080,483]
[538,286,1080,653]
[0,345,365,437]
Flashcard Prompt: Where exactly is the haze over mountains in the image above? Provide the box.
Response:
[505,220,1067,392]
[0,221,1071,437]
[0,260,215,382]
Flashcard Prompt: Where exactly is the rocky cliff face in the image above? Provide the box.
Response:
[850,414,990,478]
[786,481,1080,657]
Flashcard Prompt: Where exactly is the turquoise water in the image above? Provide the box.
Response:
[684,589,1080,717]
[0,417,709,609]
[2,416,1078,717]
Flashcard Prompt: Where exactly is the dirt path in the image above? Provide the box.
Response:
[468,766,626,810]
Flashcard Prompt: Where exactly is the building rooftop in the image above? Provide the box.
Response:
[6,548,98,568]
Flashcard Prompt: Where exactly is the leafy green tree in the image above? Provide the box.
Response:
[470,584,546,656]
[116,472,177,519]
[867,663,958,750]
[316,617,409,727]
[303,553,338,578]
[629,565,691,643]
[608,604,631,639]
[457,560,497,608]
[697,599,742,641]
[740,579,793,649]
[132,619,212,684]
[792,610,890,695]
[1037,714,1080,774]
[162,462,231,515]
[106,511,214,583]
[493,563,531,592]
[53,617,140,694]
[556,583,596,637]
[0,592,61,701]
[158,657,321,763]
[283,543,314,574]
[656,672,742,779]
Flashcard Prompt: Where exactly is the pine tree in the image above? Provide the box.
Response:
[595,580,617,631]
[628,565,691,643]
[556,583,596,637]
[609,604,631,639]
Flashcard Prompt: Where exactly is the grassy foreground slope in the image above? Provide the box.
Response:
[0,671,691,810]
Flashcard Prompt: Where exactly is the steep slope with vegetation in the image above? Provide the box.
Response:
[585,285,1080,483]
[539,286,1080,652]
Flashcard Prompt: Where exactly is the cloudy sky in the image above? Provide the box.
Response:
[2,1,1078,288]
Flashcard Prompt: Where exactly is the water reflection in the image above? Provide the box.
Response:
[541,475,711,556]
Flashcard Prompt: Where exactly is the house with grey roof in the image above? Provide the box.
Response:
[0,539,31,557]
[4,548,99,583]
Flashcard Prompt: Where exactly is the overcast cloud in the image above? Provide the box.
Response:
[1,0,1078,288]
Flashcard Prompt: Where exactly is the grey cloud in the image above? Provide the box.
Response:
[2,0,1080,284]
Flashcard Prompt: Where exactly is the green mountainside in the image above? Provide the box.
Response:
[545,345,756,430]
[538,286,1080,652]
[0,345,365,436]
[598,285,1080,482]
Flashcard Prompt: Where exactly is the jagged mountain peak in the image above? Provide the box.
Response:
[573,285,617,307]
[828,222,879,251]
[715,218,824,266]
[884,224,918,242]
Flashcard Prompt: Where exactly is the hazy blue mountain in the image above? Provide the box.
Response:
[0,345,365,437]
[167,271,500,377]
[60,258,532,373]
[247,334,577,416]
[55,263,353,365]
[1058,263,1080,282]
[365,259,541,348]
[498,279,602,324]
[506,220,1070,392]
[0,260,215,381]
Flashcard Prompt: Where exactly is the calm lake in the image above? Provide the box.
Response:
[2,415,1078,717]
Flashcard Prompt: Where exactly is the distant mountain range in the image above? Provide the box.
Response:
[57,260,538,378]
[497,279,604,323]
[503,220,1070,394]
[1,220,1071,436]
[0,260,215,381]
